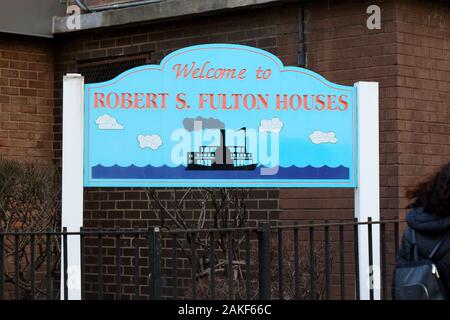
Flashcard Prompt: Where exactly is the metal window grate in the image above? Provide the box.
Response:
[77,54,151,83]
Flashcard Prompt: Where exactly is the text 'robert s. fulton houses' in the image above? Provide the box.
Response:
[91,60,350,112]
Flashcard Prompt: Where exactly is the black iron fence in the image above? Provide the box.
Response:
[0,219,404,300]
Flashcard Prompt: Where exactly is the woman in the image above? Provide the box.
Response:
[395,161,450,298]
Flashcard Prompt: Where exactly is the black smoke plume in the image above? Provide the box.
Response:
[183,116,225,131]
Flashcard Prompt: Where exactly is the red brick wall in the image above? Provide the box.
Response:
[281,0,413,222]
[294,0,450,221]
[395,0,450,212]
[0,34,54,164]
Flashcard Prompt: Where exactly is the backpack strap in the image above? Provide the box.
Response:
[410,228,420,261]
[429,228,450,260]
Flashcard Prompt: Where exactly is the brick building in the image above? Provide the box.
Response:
[0,0,449,299]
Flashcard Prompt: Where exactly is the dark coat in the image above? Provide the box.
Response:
[395,207,450,298]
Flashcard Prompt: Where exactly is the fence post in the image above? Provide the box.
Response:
[148,227,161,300]
[0,231,4,300]
[258,223,271,300]
[63,227,68,300]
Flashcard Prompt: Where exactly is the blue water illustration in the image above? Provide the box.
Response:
[92,165,349,180]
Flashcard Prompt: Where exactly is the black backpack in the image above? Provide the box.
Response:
[393,229,450,300]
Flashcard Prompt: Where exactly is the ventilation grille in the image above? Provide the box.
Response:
[77,55,150,84]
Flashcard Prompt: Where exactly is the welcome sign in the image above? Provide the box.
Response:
[84,44,357,187]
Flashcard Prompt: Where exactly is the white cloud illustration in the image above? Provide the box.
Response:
[137,134,163,150]
[259,118,284,134]
[309,131,338,144]
[95,114,123,130]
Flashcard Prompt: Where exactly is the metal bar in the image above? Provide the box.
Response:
[63,227,68,300]
[191,232,197,300]
[0,220,405,236]
[148,227,161,300]
[0,230,151,236]
[172,233,178,299]
[30,232,36,300]
[309,225,315,300]
[133,230,140,300]
[154,228,161,300]
[227,231,233,300]
[46,231,52,300]
[277,229,283,300]
[210,232,215,300]
[368,217,374,300]
[258,223,271,300]
[324,222,330,300]
[339,224,345,300]
[148,228,155,300]
[381,223,387,300]
[0,233,4,300]
[97,228,103,300]
[353,218,360,300]
[80,227,85,300]
[297,2,306,67]
[294,226,299,300]
[14,233,19,299]
[394,222,399,256]
[266,219,404,231]
[133,226,259,234]
[115,227,121,300]
[245,230,251,300]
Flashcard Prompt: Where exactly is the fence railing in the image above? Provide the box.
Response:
[0,219,404,300]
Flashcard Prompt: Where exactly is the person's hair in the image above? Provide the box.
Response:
[406,161,450,216]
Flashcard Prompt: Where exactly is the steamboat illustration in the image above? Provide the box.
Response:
[186,128,257,171]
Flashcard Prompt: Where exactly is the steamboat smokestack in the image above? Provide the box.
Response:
[220,129,226,165]
[237,127,247,154]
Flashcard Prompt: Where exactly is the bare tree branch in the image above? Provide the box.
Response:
[0,159,60,299]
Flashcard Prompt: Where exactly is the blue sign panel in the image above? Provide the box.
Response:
[84,44,357,187]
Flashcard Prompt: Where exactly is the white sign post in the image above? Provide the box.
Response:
[354,81,381,300]
[61,73,84,300]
